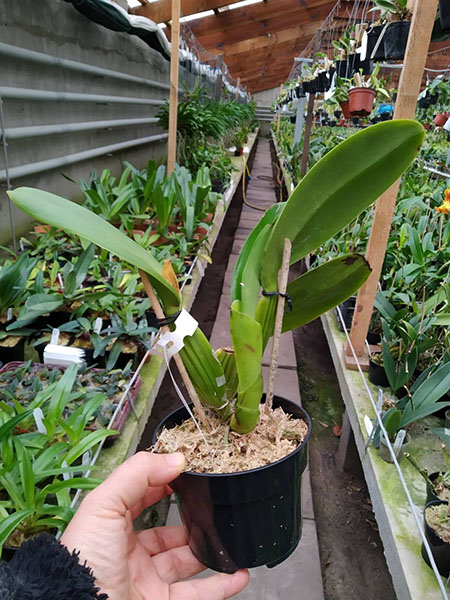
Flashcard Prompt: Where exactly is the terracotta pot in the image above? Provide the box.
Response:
[423,123,431,131]
[349,88,376,117]
[340,101,351,120]
[434,112,449,127]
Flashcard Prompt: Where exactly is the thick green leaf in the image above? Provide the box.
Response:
[8,188,180,311]
[231,204,284,302]
[230,300,263,434]
[261,120,425,290]
[282,254,371,332]
[401,361,450,427]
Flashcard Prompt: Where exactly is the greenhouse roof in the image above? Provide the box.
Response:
[131,0,340,93]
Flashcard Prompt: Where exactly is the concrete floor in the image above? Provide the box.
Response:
[168,138,325,600]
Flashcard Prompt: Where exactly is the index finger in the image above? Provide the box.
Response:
[86,452,185,515]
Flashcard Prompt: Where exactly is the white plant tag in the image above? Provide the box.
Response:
[44,344,85,367]
[19,239,24,252]
[94,317,103,334]
[51,328,60,345]
[6,307,13,321]
[157,310,198,358]
[33,408,47,434]
[197,261,205,277]
[393,429,406,456]
[377,388,383,412]
[364,415,373,437]
[62,460,72,481]
[57,273,64,291]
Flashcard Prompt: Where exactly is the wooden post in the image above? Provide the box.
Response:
[276,84,283,133]
[235,77,240,101]
[345,0,439,368]
[300,92,315,177]
[167,0,180,176]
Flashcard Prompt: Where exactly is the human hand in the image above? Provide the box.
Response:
[61,452,249,600]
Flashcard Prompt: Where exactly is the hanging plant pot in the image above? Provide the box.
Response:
[440,0,450,31]
[340,100,351,119]
[349,87,375,117]
[379,432,411,463]
[153,395,311,573]
[368,355,390,387]
[383,21,411,61]
[422,500,450,577]
[434,112,449,126]
[366,24,386,61]
[335,60,348,78]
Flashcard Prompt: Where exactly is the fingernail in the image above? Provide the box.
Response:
[165,452,185,468]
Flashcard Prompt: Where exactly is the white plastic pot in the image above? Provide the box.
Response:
[443,117,450,132]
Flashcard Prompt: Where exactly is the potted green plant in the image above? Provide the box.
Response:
[370,0,411,61]
[349,65,392,117]
[422,500,450,577]
[8,119,425,572]
[374,360,450,463]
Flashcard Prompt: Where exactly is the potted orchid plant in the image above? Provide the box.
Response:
[8,119,425,573]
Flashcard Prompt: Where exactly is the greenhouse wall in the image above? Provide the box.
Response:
[0,0,209,244]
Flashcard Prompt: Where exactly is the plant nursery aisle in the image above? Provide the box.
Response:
[166,135,325,600]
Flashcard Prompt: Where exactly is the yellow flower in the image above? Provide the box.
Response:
[436,188,450,215]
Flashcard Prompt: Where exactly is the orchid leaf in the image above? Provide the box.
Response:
[8,188,180,311]
[282,254,371,332]
[261,120,425,290]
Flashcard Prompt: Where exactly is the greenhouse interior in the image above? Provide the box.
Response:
[0,0,450,598]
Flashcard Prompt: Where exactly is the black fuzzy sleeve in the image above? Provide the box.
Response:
[0,533,108,600]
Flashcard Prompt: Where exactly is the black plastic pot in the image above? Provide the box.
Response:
[369,356,390,388]
[422,500,450,577]
[0,336,25,367]
[379,112,392,121]
[418,96,432,109]
[366,330,381,345]
[335,296,356,331]
[383,21,411,60]
[153,395,311,573]
[440,0,450,31]
[329,120,337,127]
[335,59,348,78]
[426,473,445,505]
[211,179,226,194]
[366,24,386,61]
[334,110,342,119]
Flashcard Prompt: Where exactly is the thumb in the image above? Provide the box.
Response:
[86,452,186,513]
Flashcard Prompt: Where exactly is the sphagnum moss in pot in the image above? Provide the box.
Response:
[8,119,425,572]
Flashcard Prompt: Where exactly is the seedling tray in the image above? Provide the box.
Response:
[0,361,142,444]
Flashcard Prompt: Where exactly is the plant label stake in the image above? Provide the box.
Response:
[51,328,60,345]
[33,407,47,434]
[57,273,64,292]
[266,238,292,413]
[94,317,103,334]
[393,429,406,457]
[138,269,210,430]
[6,307,12,321]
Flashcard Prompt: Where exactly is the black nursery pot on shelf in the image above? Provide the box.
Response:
[422,500,450,577]
[383,21,411,60]
[368,355,390,388]
[153,395,311,573]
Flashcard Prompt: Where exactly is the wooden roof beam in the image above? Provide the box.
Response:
[217,25,316,57]
[130,0,242,23]
[188,0,336,37]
